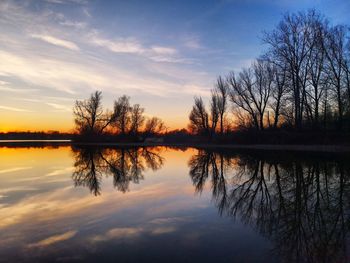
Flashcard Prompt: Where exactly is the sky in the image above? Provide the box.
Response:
[0,0,349,132]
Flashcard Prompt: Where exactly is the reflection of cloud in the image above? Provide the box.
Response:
[149,216,191,225]
[91,227,142,242]
[91,225,177,242]
[150,226,176,235]
[0,167,32,174]
[45,167,74,177]
[0,186,38,194]
[27,230,77,248]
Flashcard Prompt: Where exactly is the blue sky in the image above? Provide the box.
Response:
[0,0,349,131]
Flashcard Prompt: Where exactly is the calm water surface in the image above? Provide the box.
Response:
[0,146,349,263]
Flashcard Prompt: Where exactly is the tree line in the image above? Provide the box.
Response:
[73,91,165,139]
[189,10,350,136]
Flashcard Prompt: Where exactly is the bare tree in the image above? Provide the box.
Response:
[305,19,327,128]
[210,92,220,136]
[113,95,131,134]
[324,25,347,129]
[263,10,323,129]
[189,96,209,135]
[253,59,273,130]
[228,71,259,130]
[270,64,287,129]
[228,60,272,130]
[130,104,145,135]
[73,91,113,136]
[144,117,166,135]
[214,76,229,134]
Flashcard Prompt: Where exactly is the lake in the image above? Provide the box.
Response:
[0,145,349,262]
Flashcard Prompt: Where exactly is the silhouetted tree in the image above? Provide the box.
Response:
[214,76,229,134]
[113,95,131,135]
[324,25,348,129]
[73,91,115,136]
[228,60,273,130]
[189,96,209,135]
[130,104,145,136]
[144,117,166,135]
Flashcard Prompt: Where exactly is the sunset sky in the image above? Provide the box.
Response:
[1,0,349,132]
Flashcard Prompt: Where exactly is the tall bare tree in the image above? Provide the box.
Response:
[113,95,131,134]
[263,10,323,129]
[214,76,229,134]
[228,60,272,130]
[269,64,287,129]
[73,91,113,136]
[324,25,347,129]
[210,92,220,136]
[130,104,145,135]
[144,117,166,135]
[189,97,209,135]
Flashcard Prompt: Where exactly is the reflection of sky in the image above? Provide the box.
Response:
[0,146,272,262]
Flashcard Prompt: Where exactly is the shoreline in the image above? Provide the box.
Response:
[0,140,349,153]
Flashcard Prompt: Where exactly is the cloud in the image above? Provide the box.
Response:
[27,230,77,248]
[59,20,87,29]
[0,50,106,95]
[31,34,80,51]
[90,36,145,54]
[184,37,202,49]
[91,227,142,242]
[0,86,38,93]
[151,46,177,55]
[89,34,190,64]
[46,103,72,112]
[44,0,87,4]
[0,105,33,112]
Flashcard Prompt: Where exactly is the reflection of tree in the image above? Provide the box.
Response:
[72,146,164,195]
[188,150,350,263]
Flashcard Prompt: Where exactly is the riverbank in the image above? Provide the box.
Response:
[72,142,350,153]
[1,140,350,153]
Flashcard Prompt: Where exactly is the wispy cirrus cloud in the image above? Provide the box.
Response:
[46,102,71,112]
[90,36,144,54]
[89,33,191,64]
[59,20,87,29]
[31,34,80,51]
[151,46,177,55]
[0,105,33,112]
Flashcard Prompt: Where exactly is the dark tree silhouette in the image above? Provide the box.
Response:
[73,91,115,136]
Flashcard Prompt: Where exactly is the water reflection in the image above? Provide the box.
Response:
[188,149,350,263]
[72,146,164,195]
[1,146,349,262]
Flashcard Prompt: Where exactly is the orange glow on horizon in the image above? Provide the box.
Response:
[1,117,188,134]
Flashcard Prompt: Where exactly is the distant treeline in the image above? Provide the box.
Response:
[189,10,350,137]
[73,91,166,141]
[0,131,73,140]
